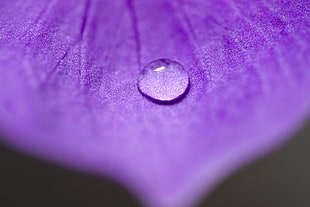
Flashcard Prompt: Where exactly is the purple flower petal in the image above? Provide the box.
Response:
[0,0,309,206]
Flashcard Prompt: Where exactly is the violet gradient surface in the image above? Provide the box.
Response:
[0,0,309,207]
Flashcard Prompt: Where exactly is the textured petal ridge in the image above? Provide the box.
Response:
[0,0,309,207]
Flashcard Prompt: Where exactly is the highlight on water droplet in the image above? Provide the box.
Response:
[137,59,190,104]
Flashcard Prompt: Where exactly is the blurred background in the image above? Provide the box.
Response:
[0,119,309,207]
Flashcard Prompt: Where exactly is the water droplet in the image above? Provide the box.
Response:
[137,59,189,103]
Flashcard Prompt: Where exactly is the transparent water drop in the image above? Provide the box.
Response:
[137,59,189,103]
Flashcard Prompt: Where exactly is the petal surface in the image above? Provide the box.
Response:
[0,0,309,207]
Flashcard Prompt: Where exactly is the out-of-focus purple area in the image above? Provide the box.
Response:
[0,0,309,206]
[0,119,309,207]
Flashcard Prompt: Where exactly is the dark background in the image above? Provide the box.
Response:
[0,119,309,207]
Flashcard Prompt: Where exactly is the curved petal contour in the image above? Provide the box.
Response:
[0,0,309,207]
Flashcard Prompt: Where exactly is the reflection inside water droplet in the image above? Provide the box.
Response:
[137,59,189,103]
